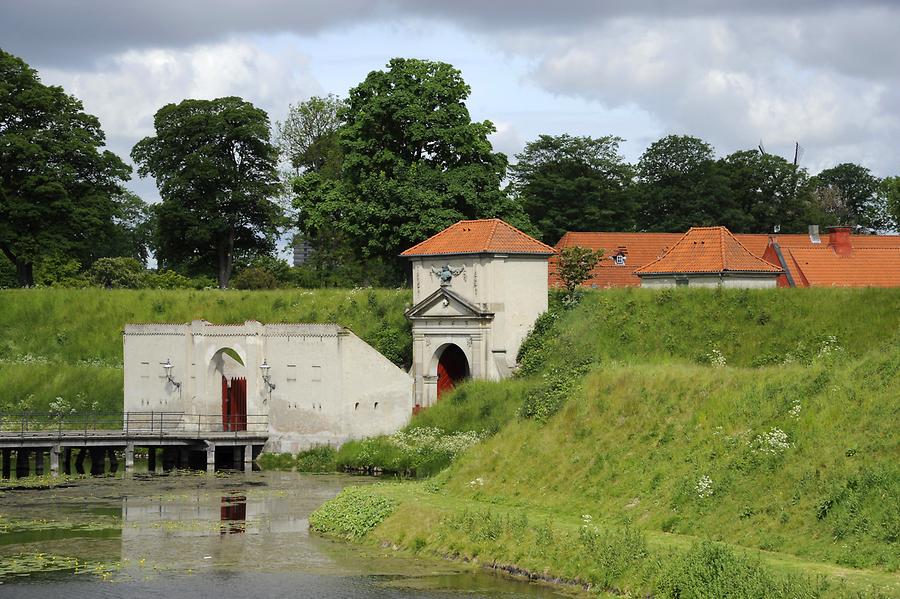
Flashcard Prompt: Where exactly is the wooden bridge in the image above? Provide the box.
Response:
[0,412,268,479]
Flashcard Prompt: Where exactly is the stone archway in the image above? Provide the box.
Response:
[435,344,470,400]
[208,347,247,431]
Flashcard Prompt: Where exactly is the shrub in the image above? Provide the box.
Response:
[89,257,147,289]
[295,445,337,473]
[518,364,590,422]
[230,267,278,289]
[309,486,396,539]
[145,269,194,289]
[656,541,823,599]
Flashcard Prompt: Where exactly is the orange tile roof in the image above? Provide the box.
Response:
[784,248,900,287]
[401,219,556,257]
[634,227,782,275]
[550,232,682,287]
[550,229,900,288]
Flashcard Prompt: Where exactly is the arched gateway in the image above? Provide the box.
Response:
[436,344,469,399]
[403,219,554,409]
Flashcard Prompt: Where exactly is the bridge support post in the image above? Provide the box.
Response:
[244,444,253,473]
[16,448,30,478]
[125,443,134,472]
[2,449,10,479]
[206,443,216,474]
[34,449,44,476]
[75,448,86,474]
[50,445,60,477]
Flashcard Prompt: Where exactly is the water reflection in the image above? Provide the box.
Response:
[1,471,572,598]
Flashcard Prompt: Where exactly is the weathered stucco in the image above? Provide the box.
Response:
[639,274,778,288]
[123,321,413,452]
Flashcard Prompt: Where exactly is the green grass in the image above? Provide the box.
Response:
[314,287,900,597]
[0,287,411,413]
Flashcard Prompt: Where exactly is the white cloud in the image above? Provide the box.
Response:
[510,14,900,174]
[39,40,322,201]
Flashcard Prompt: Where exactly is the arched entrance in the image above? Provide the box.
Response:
[436,344,469,400]
[209,348,247,431]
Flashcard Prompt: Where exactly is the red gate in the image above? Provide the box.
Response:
[437,345,469,400]
[221,376,247,431]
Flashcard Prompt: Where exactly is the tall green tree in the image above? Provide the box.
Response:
[132,97,283,288]
[275,94,344,178]
[293,58,529,277]
[882,176,900,231]
[812,163,888,232]
[719,150,814,233]
[0,49,131,286]
[634,135,736,232]
[510,134,634,244]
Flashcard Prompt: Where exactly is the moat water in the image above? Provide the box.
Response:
[0,470,571,598]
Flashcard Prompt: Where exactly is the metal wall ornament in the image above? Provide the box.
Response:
[432,264,464,286]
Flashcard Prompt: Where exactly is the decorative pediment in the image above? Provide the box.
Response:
[405,287,493,321]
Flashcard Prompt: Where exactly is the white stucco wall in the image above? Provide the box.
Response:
[408,253,549,406]
[639,274,778,288]
[123,321,413,451]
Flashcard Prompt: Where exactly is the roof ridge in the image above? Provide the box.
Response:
[719,227,726,271]
[634,227,695,273]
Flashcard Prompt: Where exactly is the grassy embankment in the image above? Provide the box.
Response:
[311,288,900,598]
[0,287,411,414]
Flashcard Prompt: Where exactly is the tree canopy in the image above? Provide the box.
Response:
[634,135,735,232]
[0,49,131,286]
[293,58,529,280]
[132,96,283,288]
[510,134,634,244]
[812,163,889,232]
[275,94,344,178]
[718,150,814,233]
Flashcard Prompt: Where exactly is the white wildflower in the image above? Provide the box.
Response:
[695,475,714,498]
[752,427,792,455]
[707,348,727,367]
[788,400,801,419]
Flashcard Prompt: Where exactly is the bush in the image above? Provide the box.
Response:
[296,445,337,473]
[89,257,147,289]
[309,486,396,539]
[144,269,194,289]
[336,427,484,477]
[656,541,823,599]
[230,267,278,289]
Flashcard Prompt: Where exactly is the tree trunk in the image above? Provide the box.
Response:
[16,260,34,287]
[216,231,235,289]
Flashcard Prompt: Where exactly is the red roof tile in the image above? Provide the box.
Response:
[784,248,900,287]
[550,229,900,288]
[401,219,555,257]
[634,227,782,275]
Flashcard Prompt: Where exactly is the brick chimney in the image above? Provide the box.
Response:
[827,226,852,256]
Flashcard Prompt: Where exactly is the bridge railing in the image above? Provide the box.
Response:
[0,412,269,437]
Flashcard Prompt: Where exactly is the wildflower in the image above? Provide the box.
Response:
[752,427,792,455]
[695,475,714,498]
[788,400,801,419]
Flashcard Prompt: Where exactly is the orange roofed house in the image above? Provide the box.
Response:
[634,227,783,288]
[552,226,900,288]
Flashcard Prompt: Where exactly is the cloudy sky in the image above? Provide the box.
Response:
[3,0,899,208]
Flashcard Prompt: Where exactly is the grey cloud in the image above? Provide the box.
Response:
[3,0,898,68]
[523,13,900,174]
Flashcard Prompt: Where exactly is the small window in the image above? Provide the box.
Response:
[676,278,689,287]
[354,402,359,411]
[374,402,379,410]
[614,254,626,266]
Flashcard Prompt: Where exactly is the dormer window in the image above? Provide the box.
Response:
[614,255,626,266]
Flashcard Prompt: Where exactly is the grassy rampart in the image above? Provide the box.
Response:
[314,288,900,597]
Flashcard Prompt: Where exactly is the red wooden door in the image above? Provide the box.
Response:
[221,376,248,431]
[436,345,469,400]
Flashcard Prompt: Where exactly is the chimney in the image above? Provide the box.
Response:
[828,226,852,256]
[808,225,820,244]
